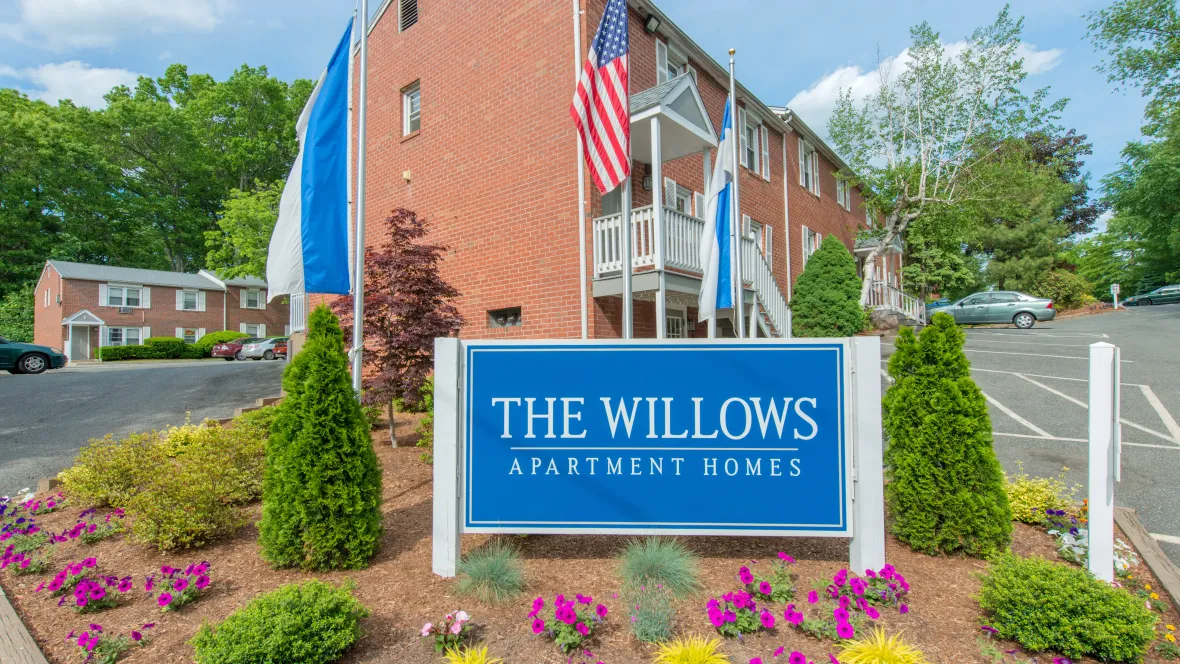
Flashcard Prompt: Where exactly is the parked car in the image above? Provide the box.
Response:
[0,336,68,374]
[212,337,260,361]
[240,337,288,361]
[1123,284,1180,306]
[273,339,288,359]
[929,291,1055,329]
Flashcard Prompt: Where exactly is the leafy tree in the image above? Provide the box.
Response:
[205,180,284,279]
[829,9,1064,305]
[1087,0,1180,129]
[0,284,34,342]
[259,306,383,570]
[789,235,865,337]
[883,313,1012,557]
[332,209,465,446]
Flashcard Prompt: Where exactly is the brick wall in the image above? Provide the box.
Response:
[33,262,63,348]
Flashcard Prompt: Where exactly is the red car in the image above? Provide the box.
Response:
[212,337,262,361]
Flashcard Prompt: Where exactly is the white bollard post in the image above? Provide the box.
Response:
[1087,342,1118,582]
[850,336,886,574]
[432,337,462,577]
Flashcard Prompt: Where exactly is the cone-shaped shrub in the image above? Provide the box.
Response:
[789,235,866,337]
[259,305,383,569]
[883,312,1012,557]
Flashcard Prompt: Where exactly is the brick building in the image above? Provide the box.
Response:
[34,261,290,362]
[300,0,909,343]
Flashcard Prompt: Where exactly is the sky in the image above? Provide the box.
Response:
[0,0,1150,221]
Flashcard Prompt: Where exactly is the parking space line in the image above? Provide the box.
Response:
[982,393,1053,438]
[1153,533,1180,545]
[1015,374,1178,445]
[1140,384,1180,444]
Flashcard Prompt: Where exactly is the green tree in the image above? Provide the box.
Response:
[789,235,865,337]
[829,9,1064,305]
[0,284,34,342]
[259,306,383,570]
[883,313,1012,557]
[205,180,284,279]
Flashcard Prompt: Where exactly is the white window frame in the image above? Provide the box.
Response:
[403,81,421,135]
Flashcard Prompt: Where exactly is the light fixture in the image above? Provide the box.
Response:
[644,14,660,34]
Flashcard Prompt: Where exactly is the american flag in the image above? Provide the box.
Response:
[570,0,630,194]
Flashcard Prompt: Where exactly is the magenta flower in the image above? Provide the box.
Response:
[760,581,773,595]
[173,577,189,592]
[899,603,909,615]
[195,575,210,590]
[739,566,754,585]
[157,592,173,607]
[774,646,785,657]
[596,603,607,618]
[531,618,545,634]
[836,622,855,639]
[576,622,589,636]
[789,652,806,664]
[807,590,819,604]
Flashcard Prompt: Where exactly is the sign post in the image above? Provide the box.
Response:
[432,337,885,577]
[1110,283,1120,309]
[1087,342,1120,582]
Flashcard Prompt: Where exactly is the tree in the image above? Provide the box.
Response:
[829,9,1064,305]
[259,305,383,570]
[1087,0,1180,129]
[883,313,1012,557]
[332,209,465,446]
[205,180,284,279]
[788,235,865,337]
[0,285,34,342]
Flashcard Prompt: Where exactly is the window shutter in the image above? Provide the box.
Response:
[761,127,771,180]
[765,225,773,266]
[197,328,205,339]
[656,40,669,84]
[663,177,677,208]
[693,192,705,218]
[99,284,108,306]
[240,288,247,309]
[175,290,183,310]
[738,108,748,168]
[142,287,150,309]
[198,291,206,312]
[259,324,266,337]
[142,327,150,340]
[797,138,805,186]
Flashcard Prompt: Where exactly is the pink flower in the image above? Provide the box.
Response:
[421,623,433,637]
[576,622,589,636]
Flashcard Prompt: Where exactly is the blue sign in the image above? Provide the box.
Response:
[462,341,851,535]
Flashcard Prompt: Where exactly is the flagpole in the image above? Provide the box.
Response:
[351,0,370,395]
[728,49,745,338]
[573,0,588,340]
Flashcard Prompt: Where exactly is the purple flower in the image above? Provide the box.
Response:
[759,581,773,595]
[531,618,545,634]
[596,603,607,618]
[836,622,855,639]
[790,652,807,664]
[157,592,173,608]
[739,566,754,585]
[807,590,819,604]
[576,622,589,636]
[899,603,909,614]
[195,575,210,590]
[760,609,775,629]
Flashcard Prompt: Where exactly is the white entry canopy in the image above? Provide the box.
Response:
[62,309,105,326]
[630,74,718,164]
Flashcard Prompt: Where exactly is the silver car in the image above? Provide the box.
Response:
[932,291,1055,329]
[239,337,288,361]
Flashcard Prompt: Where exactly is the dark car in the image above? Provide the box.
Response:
[212,337,261,361]
[1123,284,1180,306]
[0,336,68,374]
[932,291,1056,329]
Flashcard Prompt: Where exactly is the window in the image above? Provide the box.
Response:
[182,328,198,344]
[104,285,142,308]
[106,327,142,346]
[403,82,420,135]
[399,0,418,31]
[244,289,262,309]
[798,139,820,196]
[182,290,198,311]
[802,226,822,265]
[488,306,522,328]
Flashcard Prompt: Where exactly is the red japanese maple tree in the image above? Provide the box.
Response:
[333,208,464,445]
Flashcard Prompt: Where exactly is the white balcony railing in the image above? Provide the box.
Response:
[593,206,791,337]
[867,280,925,322]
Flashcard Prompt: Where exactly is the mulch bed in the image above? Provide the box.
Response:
[3,413,1177,664]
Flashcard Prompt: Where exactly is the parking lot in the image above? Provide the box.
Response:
[886,304,1180,566]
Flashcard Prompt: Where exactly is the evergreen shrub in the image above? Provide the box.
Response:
[790,235,866,337]
[883,313,1012,556]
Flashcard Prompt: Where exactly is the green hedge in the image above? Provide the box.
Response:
[979,554,1157,662]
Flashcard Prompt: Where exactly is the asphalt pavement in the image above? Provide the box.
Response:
[885,304,1180,567]
[0,359,284,495]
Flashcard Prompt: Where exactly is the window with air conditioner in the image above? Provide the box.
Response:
[403,81,421,135]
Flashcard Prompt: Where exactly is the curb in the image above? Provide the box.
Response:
[1115,506,1180,613]
[0,579,49,664]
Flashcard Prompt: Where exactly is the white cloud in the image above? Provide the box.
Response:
[786,41,1064,138]
[2,62,143,108]
[1,0,230,51]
